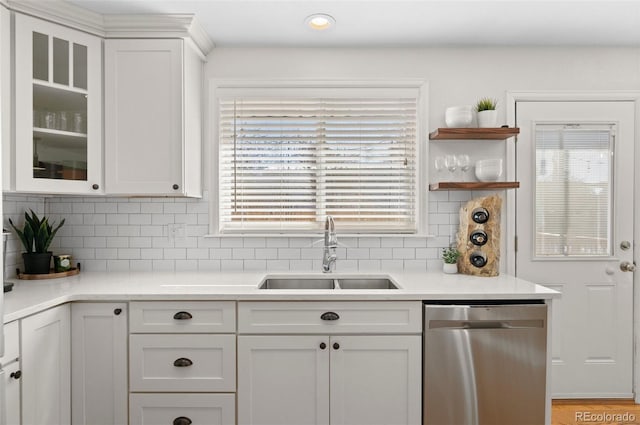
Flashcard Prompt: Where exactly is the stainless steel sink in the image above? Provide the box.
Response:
[258,276,399,290]
[337,278,398,290]
[259,278,336,290]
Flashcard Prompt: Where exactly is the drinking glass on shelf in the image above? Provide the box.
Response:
[457,154,471,181]
[434,156,446,182]
[44,111,56,129]
[444,154,458,180]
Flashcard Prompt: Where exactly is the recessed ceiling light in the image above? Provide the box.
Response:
[305,13,335,31]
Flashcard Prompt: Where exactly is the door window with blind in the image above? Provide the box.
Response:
[534,124,614,257]
[215,85,421,234]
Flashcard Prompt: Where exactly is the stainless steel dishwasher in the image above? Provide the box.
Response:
[424,302,547,425]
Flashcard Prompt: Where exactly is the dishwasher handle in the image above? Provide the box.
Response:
[429,319,544,330]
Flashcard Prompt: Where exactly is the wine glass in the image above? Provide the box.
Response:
[434,156,446,182]
[444,154,458,180]
[457,154,471,181]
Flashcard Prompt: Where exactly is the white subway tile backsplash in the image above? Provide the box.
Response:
[140,203,163,214]
[164,203,187,214]
[4,191,466,274]
[129,214,152,225]
[140,248,164,260]
[117,203,141,214]
[105,236,128,248]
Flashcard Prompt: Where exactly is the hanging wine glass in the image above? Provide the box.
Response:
[434,156,446,182]
[444,154,458,180]
[457,154,471,181]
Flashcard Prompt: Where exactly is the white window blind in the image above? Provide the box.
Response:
[535,124,613,257]
[218,92,418,233]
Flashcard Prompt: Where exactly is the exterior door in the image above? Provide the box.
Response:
[515,101,634,397]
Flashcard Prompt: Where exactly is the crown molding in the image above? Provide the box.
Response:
[6,0,105,36]
[103,14,214,55]
[4,1,215,55]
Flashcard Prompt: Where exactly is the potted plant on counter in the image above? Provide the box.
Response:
[442,246,461,274]
[475,97,498,128]
[9,210,65,274]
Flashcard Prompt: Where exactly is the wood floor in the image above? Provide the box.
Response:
[552,399,640,425]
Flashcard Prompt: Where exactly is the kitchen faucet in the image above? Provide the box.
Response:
[322,215,337,273]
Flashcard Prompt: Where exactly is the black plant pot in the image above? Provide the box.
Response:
[22,252,52,274]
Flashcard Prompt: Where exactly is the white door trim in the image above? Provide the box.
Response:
[507,90,640,403]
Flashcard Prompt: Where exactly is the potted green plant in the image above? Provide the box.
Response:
[475,97,498,128]
[8,210,65,274]
[442,246,461,274]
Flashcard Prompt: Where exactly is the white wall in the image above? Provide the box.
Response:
[4,46,640,274]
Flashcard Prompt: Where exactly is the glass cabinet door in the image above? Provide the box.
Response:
[15,14,101,193]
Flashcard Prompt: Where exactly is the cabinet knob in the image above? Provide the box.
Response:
[333,342,340,350]
[319,342,326,350]
[173,357,193,367]
[173,311,193,320]
[92,184,99,190]
[173,417,192,425]
[173,184,179,190]
[320,311,340,321]
[114,308,122,316]
[10,370,21,380]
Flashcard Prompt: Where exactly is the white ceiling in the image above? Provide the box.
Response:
[68,0,640,47]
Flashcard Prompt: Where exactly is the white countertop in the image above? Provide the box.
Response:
[3,271,559,323]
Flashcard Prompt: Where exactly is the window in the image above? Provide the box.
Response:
[214,84,423,234]
[535,124,613,257]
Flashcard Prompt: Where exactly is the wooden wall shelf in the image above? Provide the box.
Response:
[429,127,520,140]
[429,182,520,191]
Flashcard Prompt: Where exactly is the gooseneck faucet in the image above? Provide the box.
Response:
[322,216,337,273]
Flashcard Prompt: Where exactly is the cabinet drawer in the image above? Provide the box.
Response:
[130,393,235,425]
[238,301,422,334]
[130,334,236,392]
[0,320,19,364]
[129,301,235,333]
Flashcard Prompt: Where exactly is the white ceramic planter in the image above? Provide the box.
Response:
[443,263,458,274]
[477,110,498,128]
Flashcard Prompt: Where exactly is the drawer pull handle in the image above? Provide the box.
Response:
[321,311,340,321]
[173,358,193,367]
[173,417,192,425]
[173,311,193,320]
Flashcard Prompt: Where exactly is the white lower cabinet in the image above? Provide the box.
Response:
[129,301,237,425]
[2,321,21,425]
[71,302,128,425]
[130,393,235,425]
[21,304,71,425]
[237,301,422,425]
[238,335,330,425]
[129,334,236,392]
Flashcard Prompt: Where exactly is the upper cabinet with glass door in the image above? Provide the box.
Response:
[14,14,102,194]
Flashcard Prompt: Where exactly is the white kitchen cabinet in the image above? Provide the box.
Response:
[104,38,202,196]
[1,4,12,191]
[21,304,71,425]
[1,321,21,425]
[71,302,128,425]
[237,335,330,425]
[329,335,422,425]
[237,301,422,425]
[130,333,236,392]
[14,14,102,194]
[130,393,235,425]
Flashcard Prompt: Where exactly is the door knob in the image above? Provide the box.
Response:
[620,261,636,272]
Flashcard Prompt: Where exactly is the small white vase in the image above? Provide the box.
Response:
[443,263,458,274]
[477,110,498,128]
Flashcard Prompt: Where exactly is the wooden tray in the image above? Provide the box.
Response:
[17,266,80,280]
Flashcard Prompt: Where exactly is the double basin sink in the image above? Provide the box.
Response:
[259,275,399,290]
